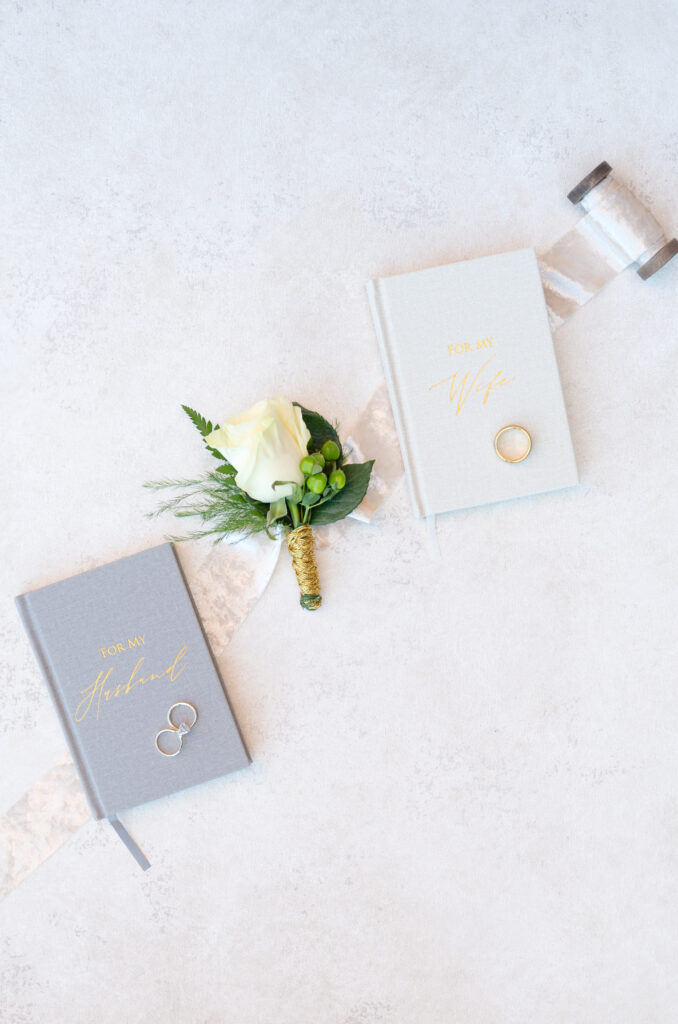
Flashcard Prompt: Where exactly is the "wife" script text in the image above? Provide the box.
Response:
[429,354,514,415]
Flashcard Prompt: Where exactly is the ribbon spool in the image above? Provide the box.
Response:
[566,161,678,279]
[540,160,677,327]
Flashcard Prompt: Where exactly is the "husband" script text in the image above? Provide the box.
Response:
[74,645,188,723]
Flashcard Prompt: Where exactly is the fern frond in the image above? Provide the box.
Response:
[144,472,274,540]
[181,404,216,437]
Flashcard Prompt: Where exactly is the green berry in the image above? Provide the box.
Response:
[311,451,325,470]
[321,440,341,462]
[306,472,327,494]
[329,469,346,490]
[300,455,316,475]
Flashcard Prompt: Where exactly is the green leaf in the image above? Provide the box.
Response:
[181,404,231,464]
[267,497,288,528]
[295,404,341,456]
[301,491,320,507]
[206,446,230,463]
[181,404,216,438]
[309,461,374,525]
[215,463,236,475]
[273,481,303,504]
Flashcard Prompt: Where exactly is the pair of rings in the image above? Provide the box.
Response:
[494,425,532,463]
[155,701,198,757]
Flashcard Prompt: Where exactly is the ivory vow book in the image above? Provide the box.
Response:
[367,248,578,517]
[16,543,250,865]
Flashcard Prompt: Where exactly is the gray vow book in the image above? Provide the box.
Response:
[16,543,250,867]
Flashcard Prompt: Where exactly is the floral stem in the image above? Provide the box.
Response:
[287,524,321,610]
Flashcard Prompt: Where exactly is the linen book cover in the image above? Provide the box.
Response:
[15,543,250,821]
[366,247,578,517]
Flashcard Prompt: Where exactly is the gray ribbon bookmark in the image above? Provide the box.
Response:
[108,816,151,871]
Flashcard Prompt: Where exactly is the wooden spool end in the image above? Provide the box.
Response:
[637,238,678,280]
[567,161,613,205]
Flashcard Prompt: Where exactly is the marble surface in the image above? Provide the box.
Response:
[2,2,677,1021]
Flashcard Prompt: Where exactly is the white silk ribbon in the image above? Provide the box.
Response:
[539,173,668,327]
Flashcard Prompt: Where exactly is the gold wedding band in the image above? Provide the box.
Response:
[494,425,532,463]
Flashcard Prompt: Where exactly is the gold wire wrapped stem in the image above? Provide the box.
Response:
[287,524,322,610]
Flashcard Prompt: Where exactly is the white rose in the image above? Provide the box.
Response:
[206,397,311,504]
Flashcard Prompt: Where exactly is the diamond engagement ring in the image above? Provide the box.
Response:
[155,701,198,757]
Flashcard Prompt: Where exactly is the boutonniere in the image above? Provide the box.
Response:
[146,398,374,610]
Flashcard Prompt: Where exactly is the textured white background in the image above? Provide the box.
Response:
[2,2,677,1022]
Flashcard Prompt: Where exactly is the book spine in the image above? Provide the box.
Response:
[15,595,104,819]
[366,279,427,517]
